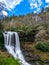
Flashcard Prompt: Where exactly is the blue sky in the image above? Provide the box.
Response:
[0,0,49,16]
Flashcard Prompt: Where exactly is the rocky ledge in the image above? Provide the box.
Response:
[21,42,49,65]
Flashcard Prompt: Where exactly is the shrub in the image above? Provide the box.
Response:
[35,42,49,52]
[0,22,3,30]
[0,31,4,49]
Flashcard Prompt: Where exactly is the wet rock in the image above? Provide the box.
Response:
[44,60,49,65]
[22,47,40,64]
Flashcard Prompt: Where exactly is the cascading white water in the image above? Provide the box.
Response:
[3,31,30,65]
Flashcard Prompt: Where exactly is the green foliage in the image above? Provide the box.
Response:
[6,25,36,42]
[8,24,47,32]
[35,42,49,52]
[0,22,3,30]
[41,7,44,13]
[7,25,35,33]
[41,24,48,30]
[0,56,20,65]
[0,31,4,49]
[46,7,49,12]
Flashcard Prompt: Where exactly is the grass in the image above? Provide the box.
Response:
[0,50,20,65]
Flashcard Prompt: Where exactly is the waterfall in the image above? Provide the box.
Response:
[3,31,30,65]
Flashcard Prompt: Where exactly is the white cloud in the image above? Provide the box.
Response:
[2,10,8,16]
[45,0,49,3]
[30,2,38,8]
[0,0,22,16]
[29,0,42,9]
[0,0,22,10]
[29,0,43,13]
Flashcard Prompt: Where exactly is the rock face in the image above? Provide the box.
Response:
[21,42,49,65]
[35,29,49,42]
[21,42,40,65]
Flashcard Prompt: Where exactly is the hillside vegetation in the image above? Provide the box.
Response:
[0,7,49,32]
[0,7,49,65]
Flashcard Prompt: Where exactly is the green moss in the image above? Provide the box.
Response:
[0,55,20,65]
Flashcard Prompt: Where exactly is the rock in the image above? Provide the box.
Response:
[35,30,48,42]
[23,50,40,62]
[21,42,40,64]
